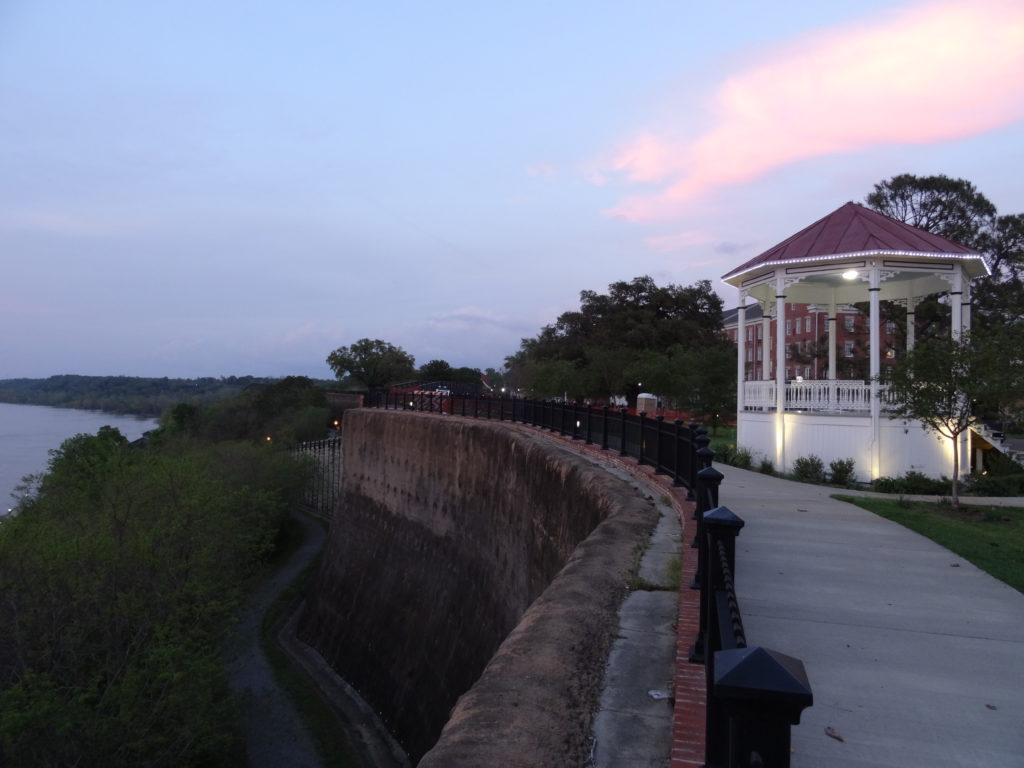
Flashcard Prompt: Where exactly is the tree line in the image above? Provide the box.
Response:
[0,378,331,766]
[0,375,327,417]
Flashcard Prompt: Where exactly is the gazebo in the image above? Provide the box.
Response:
[721,202,989,481]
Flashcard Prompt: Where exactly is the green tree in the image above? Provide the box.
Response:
[885,327,1024,506]
[418,359,453,380]
[0,430,307,766]
[866,174,1023,333]
[506,277,724,400]
[326,338,416,389]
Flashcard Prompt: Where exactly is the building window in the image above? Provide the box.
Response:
[804,317,812,333]
[885,320,896,334]
[844,340,855,357]
[785,367,791,380]
[756,324,763,340]
[786,319,792,336]
[747,327,753,342]
[756,347,762,361]
[844,315,855,332]
[804,366,810,379]
[786,344,792,359]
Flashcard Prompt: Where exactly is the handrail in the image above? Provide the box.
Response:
[692,494,813,768]
[367,389,703,492]
[294,436,343,520]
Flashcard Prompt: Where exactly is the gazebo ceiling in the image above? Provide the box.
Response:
[722,202,990,304]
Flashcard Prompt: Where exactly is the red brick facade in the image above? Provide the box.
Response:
[723,303,900,381]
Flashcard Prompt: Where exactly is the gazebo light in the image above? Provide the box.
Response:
[842,269,859,280]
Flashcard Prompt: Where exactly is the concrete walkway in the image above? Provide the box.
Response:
[718,466,1024,768]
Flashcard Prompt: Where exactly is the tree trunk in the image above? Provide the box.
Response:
[951,434,960,508]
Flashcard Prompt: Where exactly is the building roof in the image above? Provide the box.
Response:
[722,201,983,282]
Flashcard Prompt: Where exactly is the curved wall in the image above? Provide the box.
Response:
[297,410,658,764]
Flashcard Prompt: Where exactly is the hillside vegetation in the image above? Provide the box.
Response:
[0,377,330,766]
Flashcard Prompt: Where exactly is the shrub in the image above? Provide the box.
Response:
[829,458,856,486]
[902,471,950,495]
[758,458,775,475]
[792,454,826,483]
[871,471,950,495]
[731,446,754,470]
[872,476,901,493]
[966,472,1024,497]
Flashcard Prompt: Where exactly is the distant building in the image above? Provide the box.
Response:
[722,302,901,382]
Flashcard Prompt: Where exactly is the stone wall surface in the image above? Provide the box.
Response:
[297,409,658,764]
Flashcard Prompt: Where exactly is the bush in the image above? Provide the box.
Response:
[829,458,856,486]
[758,458,775,475]
[792,454,826,483]
[871,471,951,495]
[902,471,951,494]
[714,444,753,469]
[966,472,1024,496]
[872,476,902,493]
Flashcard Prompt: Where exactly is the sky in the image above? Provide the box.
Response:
[2,0,1022,380]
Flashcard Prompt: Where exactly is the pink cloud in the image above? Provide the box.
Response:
[603,0,1024,222]
[645,230,714,253]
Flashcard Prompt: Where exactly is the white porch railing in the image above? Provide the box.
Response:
[743,380,894,413]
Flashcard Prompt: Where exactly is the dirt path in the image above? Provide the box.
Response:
[226,510,327,768]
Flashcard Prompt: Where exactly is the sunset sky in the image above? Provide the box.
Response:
[2,0,1022,379]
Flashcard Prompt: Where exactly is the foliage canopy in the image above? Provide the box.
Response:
[505,276,727,407]
[885,328,1024,505]
[866,173,1024,334]
[326,338,416,389]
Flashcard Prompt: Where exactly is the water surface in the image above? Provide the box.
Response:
[0,403,157,512]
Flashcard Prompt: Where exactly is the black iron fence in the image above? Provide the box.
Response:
[367,390,708,493]
[688,469,813,768]
[294,437,342,520]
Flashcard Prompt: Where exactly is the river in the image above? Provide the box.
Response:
[0,402,158,513]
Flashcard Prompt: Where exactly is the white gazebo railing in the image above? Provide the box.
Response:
[743,380,893,413]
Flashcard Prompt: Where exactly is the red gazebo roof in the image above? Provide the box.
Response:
[722,202,983,282]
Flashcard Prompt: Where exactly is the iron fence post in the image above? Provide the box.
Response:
[653,415,665,473]
[700,506,746,765]
[712,647,813,768]
[690,464,724,582]
[687,422,701,498]
[619,407,628,456]
[638,412,647,465]
[601,406,609,451]
[585,405,593,445]
[672,418,685,486]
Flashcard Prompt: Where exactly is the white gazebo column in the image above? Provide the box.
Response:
[952,270,969,477]
[962,278,972,333]
[869,263,881,479]
[761,306,772,380]
[775,276,787,472]
[736,291,747,446]
[906,284,917,351]
[950,268,964,340]
[828,292,837,407]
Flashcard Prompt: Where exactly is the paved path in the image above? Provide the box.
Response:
[226,510,327,768]
[718,466,1024,768]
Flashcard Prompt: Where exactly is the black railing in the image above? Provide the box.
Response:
[689,466,813,768]
[294,437,343,520]
[367,391,702,492]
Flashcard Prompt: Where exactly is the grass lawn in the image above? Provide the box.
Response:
[833,495,1024,594]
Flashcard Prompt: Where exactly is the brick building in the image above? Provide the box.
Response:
[722,302,900,382]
